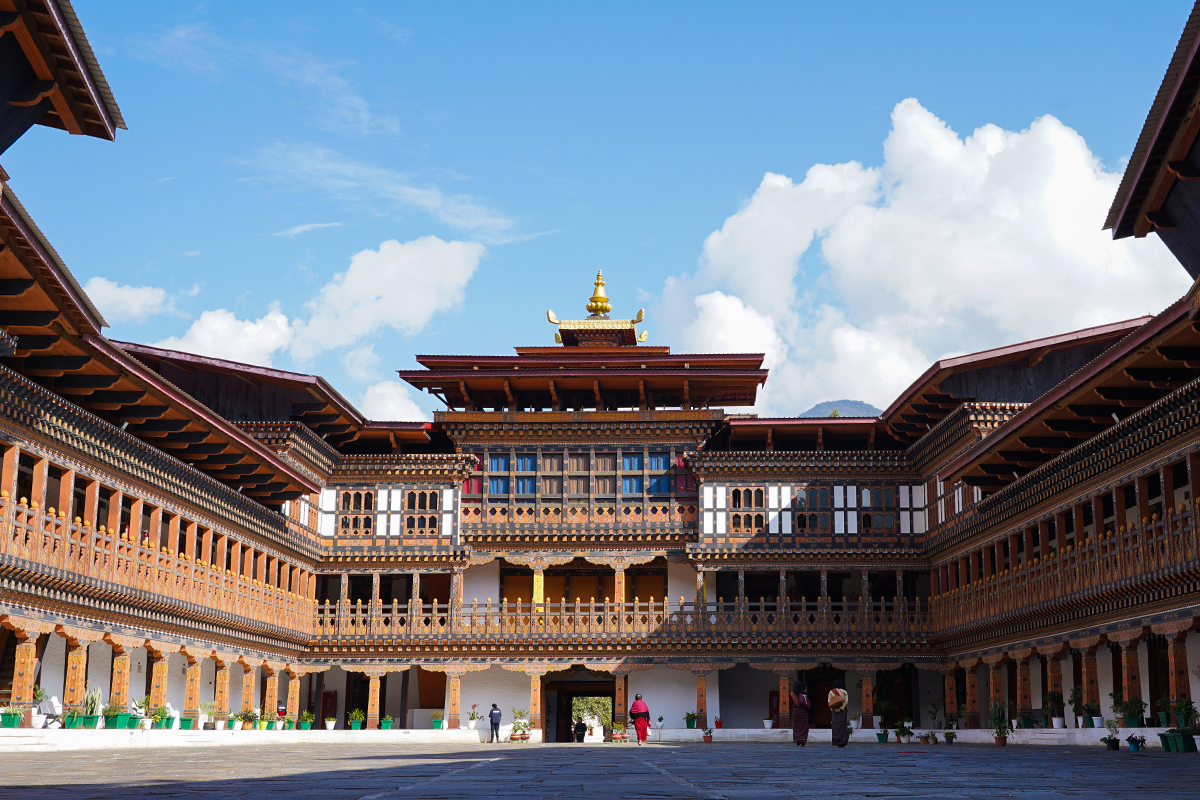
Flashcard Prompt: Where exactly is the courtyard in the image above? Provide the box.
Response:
[2,742,1199,799]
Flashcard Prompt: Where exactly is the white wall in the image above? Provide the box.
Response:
[1137,640,1151,708]
[383,671,405,721]
[666,561,696,606]
[1060,656,1079,726]
[129,647,149,706]
[40,633,66,702]
[629,666,718,728]
[463,562,500,605]
[1097,649,1116,716]
[459,665,529,734]
[1188,634,1200,701]
[87,641,113,705]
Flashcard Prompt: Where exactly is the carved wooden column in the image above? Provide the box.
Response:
[501,663,570,740]
[240,657,262,712]
[284,665,326,722]
[58,626,103,713]
[213,653,237,718]
[613,667,629,728]
[181,646,212,722]
[105,634,143,711]
[146,642,180,713]
[695,566,706,606]
[961,658,981,728]
[263,660,285,719]
[775,671,790,729]
[3,617,53,726]
[984,654,1006,715]
[860,668,875,728]
[667,663,720,729]
[425,663,486,730]
[942,666,958,726]
[1071,635,1104,711]
[1153,620,1196,717]
[1111,627,1148,722]
[1010,649,1033,719]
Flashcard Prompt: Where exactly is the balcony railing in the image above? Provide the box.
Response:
[0,499,314,636]
[314,595,932,642]
[933,506,1200,636]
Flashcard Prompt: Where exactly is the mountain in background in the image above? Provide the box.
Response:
[798,399,882,418]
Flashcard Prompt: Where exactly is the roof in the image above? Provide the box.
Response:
[54,0,126,132]
[1105,1,1200,238]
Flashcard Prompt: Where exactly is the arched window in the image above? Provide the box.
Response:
[819,513,829,530]
[417,517,426,529]
[795,489,806,509]
[364,493,373,511]
[430,516,438,530]
[341,493,351,511]
[862,513,872,531]
[754,514,764,531]
[408,492,417,509]
[430,492,439,510]
[407,517,415,530]
[351,517,360,530]
[731,513,741,531]
[418,492,427,510]
[754,489,764,508]
[883,489,894,508]
[795,514,806,530]
[818,488,829,508]
[873,513,883,530]
[340,516,350,530]
[731,489,741,509]
[352,492,362,511]
[364,517,372,530]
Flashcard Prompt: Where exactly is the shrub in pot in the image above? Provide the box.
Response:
[701,726,713,744]
[943,731,956,745]
[713,717,723,729]
[324,716,337,730]
[348,708,365,730]
[299,710,315,730]
[1044,691,1065,729]
[989,704,1009,746]
[430,709,444,730]
[1101,719,1121,751]
[380,715,393,730]
[684,711,698,730]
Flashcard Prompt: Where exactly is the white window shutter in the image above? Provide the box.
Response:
[834,487,845,508]
[702,486,714,509]
[900,486,910,509]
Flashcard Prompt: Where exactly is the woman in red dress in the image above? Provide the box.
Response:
[629,694,651,745]
[788,681,811,746]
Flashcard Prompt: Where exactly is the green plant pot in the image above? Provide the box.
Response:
[106,713,130,729]
[258,721,268,730]
[1178,732,1199,753]
[1122,714,1141,729]
[380,720,393,729]
[349,721,363,730]
[127,716,140,730]
[685,720,696,729]
[1,711,21,728]
[80,715,100,729]
[1159,732,1173,752]
[1082,716,1094,728]
[179,718,195,730]
[1020,716,1034,729]
[876,732,888,743]
[299,721,312,730]
[431,720,442,729]
[284,719,294,730]
[1158,712,1170,727]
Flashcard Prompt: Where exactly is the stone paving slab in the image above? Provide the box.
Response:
[0,741,1198,799]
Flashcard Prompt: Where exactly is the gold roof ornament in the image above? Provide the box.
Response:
[546,272,647,347]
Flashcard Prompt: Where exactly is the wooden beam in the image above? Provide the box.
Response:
[503,380,515,411]
[593,379,602,411]
[547,380,559,412]
[459,381,474,412]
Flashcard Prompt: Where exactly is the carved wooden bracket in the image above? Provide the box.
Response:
[500,661,574,677]
[421,662,492,677]
[263,660,287,675]
[56,624,104,645]
[105,633,146,653]
[1036,642,1068,658]
[503,553,578,570]
[145,641,182,658]
[239,656,265,669]
[286,664,331,678]
[1,614,55,637]
[180,645,214,664]
[611,663,655,676]
[212,652,241,668]
[1151,617,1199,638]
[666,661,725,675]
[958,658,982,670]
[839,662,902,673]
[467,552,497,567]
[342,665,402,678]
[583,552,658,571]
[1068,635,1105,652]
[982,653,1007,666]
[1009,648,1033,663]
[1108,626,1149,647]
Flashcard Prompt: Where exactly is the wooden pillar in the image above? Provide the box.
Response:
[943,669,958,724]
[214,657,232,717]
[183,652,205,721]
[241,661,257,712]
[963,661,980,728]
[532,568,544,606]
[447,671,461,729]
[62,636,92,712]
[0,443,19,499]
[1081,647,1100,708]
[861,669,874,728]
[264,667,279,719]
[1120,640,1144,706]
[106,635,140,711]
[776,673,789,729]
[988,661,1004,712]
[57,469,75,521]
[529,670,544,734]
[30,456,47,509]
[285,667,303,721]
[695,567,705,606]
[10,631,39,725]
[367,673,382,730]
[614,672,628,728]
[614,567,625,605]
[1167,633,1192,706]
[1014,652,1032,718]
[147,645,174,713]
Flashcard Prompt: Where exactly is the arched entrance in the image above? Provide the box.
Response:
[543,665,615,743]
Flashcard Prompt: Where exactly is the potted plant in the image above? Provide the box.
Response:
[918,731,931,744]
[1172,698,1196,728]
[875,729,889,743]
[198,701,218,730]
[656,715,665,730]
[928,730,939,745]
[1126,732,1147,752]
[30,686,47,729]
[1100,719,1121,751]
[926,701,941,730]
[467,704,481,730]
[893,720,914,744]
[943,730,956,745]
[850,711,863,731]
[240,709,259,730]
[713,716,723,729]
[762,717,774,729]
[299,710,315,730]
[875,699,895,729]
[611,723,629,742]
[1086,702,1103,729]
[380,715,393,730]
[1156,697,1172,728]
[684,711,698,730]
[1120,697,1146,729]
[1044,691,1065,729]
[348,708,366,730]
[0,705,21,728]
[989,704,1008,746]
[1068,686,1086,728]
[511,708,530,741]
[701,726,714,743]
[150,706,169,730]
[324,716,337,731]
[103,702,130,731]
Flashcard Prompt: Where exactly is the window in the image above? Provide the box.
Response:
[516,455,536,472]
[463,477,483,494]
[622,475,644,494]
[648,453,669,471]
[795,489,807,509]
[569,452,589,471]
[675,475,696,493]
[489,454,510,472]
[731,489,742,508]
[516,477,537,494]
[489,476,510,495]
[595,454,616,472]
[542,454,563,472]
[649,475,671,494]
[595,475,616,494]
[622,452,643,471]
[568,476,589,494]
[541,476,563,494]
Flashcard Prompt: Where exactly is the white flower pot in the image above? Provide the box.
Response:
[30,713,46,729]
[1052,717,1065,729]
[1092,716,1105,729]
[139,718,153,730]
[467,719,477,729]
[325,720,336,730]
[851,719,861,730]
[273,720,283,730]
[215,719,226,730]
[762,720,773,729]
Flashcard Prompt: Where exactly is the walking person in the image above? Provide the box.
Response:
[789,680,811,747]
[629,694,651,745]
[488,704,502,743]
[574,717,587,742]
[828,679,849,748]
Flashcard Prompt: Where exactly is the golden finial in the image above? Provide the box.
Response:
[586,270,612,316]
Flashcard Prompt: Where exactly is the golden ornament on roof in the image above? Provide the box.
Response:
[586,270,612,316]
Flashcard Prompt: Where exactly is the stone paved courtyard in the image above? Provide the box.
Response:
[2,742,1200,799]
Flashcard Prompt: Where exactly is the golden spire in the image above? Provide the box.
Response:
[586,270,612,316]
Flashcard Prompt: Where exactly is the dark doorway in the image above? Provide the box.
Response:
[542,666,615,743]
[345,671,386,727]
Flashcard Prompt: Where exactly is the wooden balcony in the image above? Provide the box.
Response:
[0,498,314,639]
[932,506,1200,638]
[312,595,932,646]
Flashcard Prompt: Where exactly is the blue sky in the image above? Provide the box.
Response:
[3,2,1194,418]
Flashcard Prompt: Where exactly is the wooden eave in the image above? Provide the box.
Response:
[0,0,124,141]
[945,298,1198,490]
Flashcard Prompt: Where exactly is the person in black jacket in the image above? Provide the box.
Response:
[488,704,502,743]
[574,717,587,742]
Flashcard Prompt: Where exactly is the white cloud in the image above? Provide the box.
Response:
[341,345,381,382]
[662,98,1191,415]
[272,222,342,238]
[83,277,171,323]
[153,305,294,367]
[248,143,515,240]
[291,235,484,362]
[360,380,427,421]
